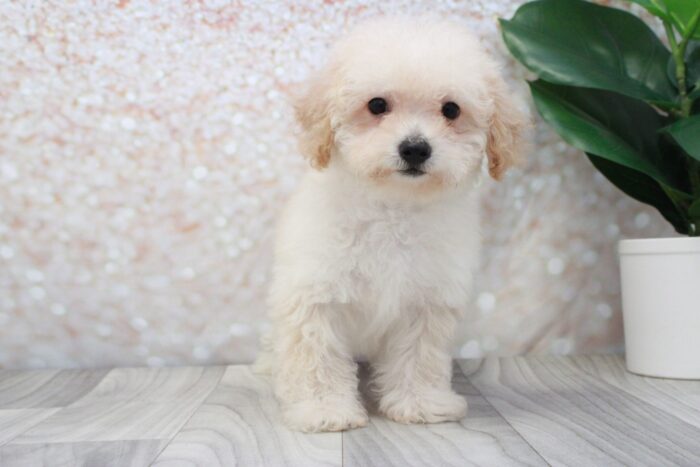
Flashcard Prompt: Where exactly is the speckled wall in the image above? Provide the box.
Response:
[0,1,674,369]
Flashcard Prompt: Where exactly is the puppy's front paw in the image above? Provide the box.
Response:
[380,389,467,424]
[282,397,368,432]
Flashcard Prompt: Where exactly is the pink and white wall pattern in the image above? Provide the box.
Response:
[0,1,673,368]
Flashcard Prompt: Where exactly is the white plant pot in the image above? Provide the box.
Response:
[619,237,700,379]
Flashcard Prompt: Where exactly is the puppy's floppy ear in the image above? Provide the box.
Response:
[485,74,529,180]
[293,64,337,170]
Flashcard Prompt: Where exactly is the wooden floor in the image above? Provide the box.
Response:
[1,355,699,466]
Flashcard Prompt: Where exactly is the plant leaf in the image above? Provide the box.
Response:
[501,0,677,105]
[587,154,689,234]
[529,80,688,191]
[664,114,700,161]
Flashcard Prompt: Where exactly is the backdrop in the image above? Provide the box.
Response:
[0,0,674,369]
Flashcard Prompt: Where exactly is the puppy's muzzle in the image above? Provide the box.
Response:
[398,138,431,176]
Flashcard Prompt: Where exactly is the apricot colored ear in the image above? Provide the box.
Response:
[293,67,336,169]
[485,77,529,180]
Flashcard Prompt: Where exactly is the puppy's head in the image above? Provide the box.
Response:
[294,17,528,195]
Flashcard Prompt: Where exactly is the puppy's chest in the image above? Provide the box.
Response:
[339,209,468,301]
[350,215,422,269]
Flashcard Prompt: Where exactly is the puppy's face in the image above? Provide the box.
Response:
[295,18,528,196]
[333,71,490,192]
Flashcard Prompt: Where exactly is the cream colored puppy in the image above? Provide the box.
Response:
[259,17,527,432]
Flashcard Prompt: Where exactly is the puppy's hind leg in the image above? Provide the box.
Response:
[372,308,467,424]
[273,302,367,432]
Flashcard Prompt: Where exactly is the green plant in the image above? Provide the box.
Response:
[500,0,700,235]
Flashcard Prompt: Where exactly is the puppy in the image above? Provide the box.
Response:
[258,16,527,432]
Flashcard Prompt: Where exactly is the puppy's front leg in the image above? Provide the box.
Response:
[273,303,368,432]
[372,309,467,424]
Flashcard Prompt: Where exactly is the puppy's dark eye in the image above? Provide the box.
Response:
[441,101,460,120]
[368,97,388,115]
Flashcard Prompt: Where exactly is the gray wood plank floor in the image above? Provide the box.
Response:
[462,357,700,467]
[0,355,698,467]
[344,363,546,467]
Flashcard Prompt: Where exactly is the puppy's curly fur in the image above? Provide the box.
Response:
[256,16,528,432]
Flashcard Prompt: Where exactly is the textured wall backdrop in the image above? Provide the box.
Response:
[0,0,674,369]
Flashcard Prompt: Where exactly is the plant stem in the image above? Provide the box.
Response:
[665,22,688,116]
[665,10,700,117]
[665,14,700,215]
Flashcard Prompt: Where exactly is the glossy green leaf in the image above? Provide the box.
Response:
[501,0,677,105]
[664,114,700,161]
[529,80,688,191]
[587,154,690,234]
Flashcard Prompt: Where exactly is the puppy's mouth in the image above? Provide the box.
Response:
[399,167,426,177]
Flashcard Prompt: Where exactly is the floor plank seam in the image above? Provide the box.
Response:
[146,366,226,466]
[457,359,553,467]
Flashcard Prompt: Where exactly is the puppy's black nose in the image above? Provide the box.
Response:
[399,139,432,166]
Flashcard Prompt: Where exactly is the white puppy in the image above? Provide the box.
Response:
[258,16,527,432]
